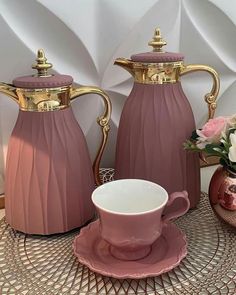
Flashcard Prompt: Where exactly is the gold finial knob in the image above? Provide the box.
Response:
[32,49,53,77]
[148,28,167,52]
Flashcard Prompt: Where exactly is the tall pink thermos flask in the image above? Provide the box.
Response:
[0,49,111,234]
[114,28,220,208]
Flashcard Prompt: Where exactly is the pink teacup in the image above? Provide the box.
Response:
[92,179,189,261]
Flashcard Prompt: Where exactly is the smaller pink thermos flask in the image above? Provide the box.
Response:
[0,49,111,234]
[114,28,220,208]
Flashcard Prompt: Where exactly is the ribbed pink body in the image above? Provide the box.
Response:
[5,107,95,234]
[115,82,200,208]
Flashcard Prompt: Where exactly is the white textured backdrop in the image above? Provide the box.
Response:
[0,0,236,193]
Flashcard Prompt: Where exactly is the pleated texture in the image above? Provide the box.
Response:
[115,82,200,208]
[5,107,95,234]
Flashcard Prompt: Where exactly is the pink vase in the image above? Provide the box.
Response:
[115,83,200,208]
[209,166,236,228]
[5,108,95,234]
[114,28,220,208]
[0,49,111,234]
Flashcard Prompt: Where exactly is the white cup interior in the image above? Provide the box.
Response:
[92,179,168,215]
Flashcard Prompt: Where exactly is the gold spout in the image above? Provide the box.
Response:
[0,82,18,103]
[114,58,135,77]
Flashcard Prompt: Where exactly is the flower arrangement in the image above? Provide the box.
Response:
[184,115,236,173]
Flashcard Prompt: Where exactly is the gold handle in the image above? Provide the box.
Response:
[70,86,112,186]
[180,64,220,120]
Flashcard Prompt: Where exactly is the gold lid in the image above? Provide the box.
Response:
[148,28,167,52]
[32,49,53,77]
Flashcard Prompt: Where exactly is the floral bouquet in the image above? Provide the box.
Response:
[184,115,236,173]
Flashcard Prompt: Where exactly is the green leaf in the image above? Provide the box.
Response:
[220,158,227,167]
[204,144,229,161]
[183,140,202,152]
[190,130,199,141]
[205,143,223,153]
[232,164,236,170]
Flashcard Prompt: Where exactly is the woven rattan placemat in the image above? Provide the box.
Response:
[0,169,235,294]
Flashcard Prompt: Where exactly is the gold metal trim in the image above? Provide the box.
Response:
[133,61,182,84]
[0,83,72,111]
[115,58,183,84]
[16,86,71,111]
[180,64,220,119]
[70,86,111,186]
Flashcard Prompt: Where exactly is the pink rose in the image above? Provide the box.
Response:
[196,116,229,148]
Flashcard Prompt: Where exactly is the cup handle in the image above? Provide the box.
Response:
[162,191,190,223]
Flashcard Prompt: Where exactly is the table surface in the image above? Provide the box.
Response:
[0,168,235,295]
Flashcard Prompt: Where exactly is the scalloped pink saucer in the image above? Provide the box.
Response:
[73,220,187,279]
